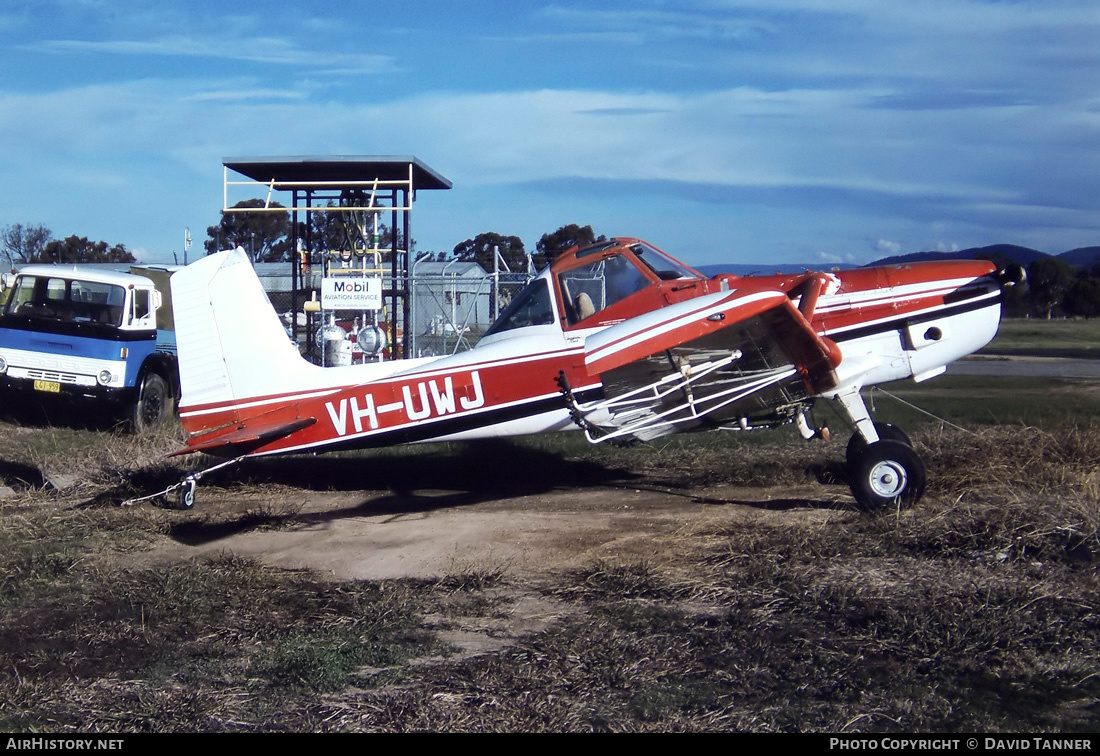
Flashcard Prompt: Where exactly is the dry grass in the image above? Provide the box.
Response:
[1,416,1098,731]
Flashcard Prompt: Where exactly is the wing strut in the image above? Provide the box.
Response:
[559,356,799,444]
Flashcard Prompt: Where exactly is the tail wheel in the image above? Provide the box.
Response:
[176,476,196,510]
[848,439,926,512]
[846,422,912,466]
[130,373,168,433]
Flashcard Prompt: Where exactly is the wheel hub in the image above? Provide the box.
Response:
[868,460,907,497]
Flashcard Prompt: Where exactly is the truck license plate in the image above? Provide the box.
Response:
[33,380,61,393]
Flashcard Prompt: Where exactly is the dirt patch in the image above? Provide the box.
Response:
[145,481,848,581]
[137,478,853,669]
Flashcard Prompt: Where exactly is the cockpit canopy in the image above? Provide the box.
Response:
[481,238,704,340]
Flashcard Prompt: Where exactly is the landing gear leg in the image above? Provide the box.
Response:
[836,389,879,446]
[833,389,925,511]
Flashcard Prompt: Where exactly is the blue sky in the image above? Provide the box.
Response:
[2,0,1099,267]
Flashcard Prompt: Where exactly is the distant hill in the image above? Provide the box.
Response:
[698,243,1100,276]
[867,244,1049,268]
[868,243,1100,270]
[1059,246,1100,269]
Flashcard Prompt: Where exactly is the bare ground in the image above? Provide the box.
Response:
[145,480,846,581]
[133,470,855,677]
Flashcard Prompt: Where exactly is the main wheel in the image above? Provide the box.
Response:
[129,373,168,433]
[848,439,926,512]
[846,422,912,467]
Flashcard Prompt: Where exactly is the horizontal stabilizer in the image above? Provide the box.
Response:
[170,416,317,457]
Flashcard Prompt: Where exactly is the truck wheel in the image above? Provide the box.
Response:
[130,373,168,432]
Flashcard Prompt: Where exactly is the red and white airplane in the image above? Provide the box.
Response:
[167,238,1011,510]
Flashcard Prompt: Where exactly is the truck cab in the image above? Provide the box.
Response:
[0,265,178,431]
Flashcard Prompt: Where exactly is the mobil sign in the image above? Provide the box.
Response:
[321,277,382,310]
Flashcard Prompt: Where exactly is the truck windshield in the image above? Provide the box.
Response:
[4,276,126,326]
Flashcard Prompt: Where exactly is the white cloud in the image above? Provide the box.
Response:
[2,73,1096,260]
[536,5,778,42]
[875,239,902,255]
[182,86,309,103]
[28,35,395,71]
[814,250,845,264]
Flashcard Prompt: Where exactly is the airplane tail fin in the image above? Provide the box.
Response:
[170,248,321,430]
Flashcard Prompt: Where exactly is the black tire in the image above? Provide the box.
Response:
[176,476,196,510]
[848,439,926,512]
[846,422,912,467]
[129,373,168,433]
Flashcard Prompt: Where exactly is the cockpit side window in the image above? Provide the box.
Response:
[630,242,701,281]
[482,278,555,337]
[558,254,651,326]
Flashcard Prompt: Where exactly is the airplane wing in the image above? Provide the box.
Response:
[572,288,841,443]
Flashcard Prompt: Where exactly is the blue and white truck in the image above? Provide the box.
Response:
[0,264,178,431]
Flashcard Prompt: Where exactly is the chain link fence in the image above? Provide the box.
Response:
[252,263,533,363]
